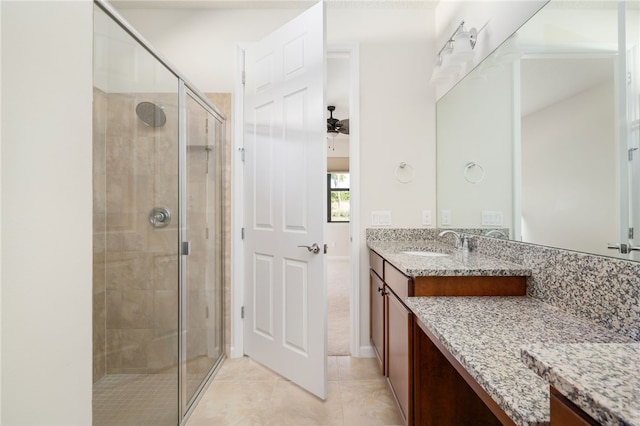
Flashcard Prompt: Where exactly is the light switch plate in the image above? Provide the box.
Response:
[482,210,503,226]
[422,210,432,226]
[371,211,392,226]
[441,210,451,226]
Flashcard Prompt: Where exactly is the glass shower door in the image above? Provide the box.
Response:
[182,91,225,410]
[625,2,639,261]
[93,4,180,425]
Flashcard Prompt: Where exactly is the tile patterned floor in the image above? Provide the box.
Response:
[186,356,403,426]
[93,374,178,426]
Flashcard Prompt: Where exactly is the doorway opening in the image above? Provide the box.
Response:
[326,47,359,357]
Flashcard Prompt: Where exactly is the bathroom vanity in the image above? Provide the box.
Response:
[368,236,638,426]
[368,240,530,425]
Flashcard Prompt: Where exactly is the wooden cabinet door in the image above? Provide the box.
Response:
[370,270,385,374]
[550,388,600,426]
[387,289,412,425]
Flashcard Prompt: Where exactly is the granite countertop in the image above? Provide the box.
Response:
[406,296,634,426]
[368,240,531,277]
[522,343,640,426]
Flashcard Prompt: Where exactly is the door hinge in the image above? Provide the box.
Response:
[241,227,245,240]
[630,227,635,239]
[239,147,245,162]
[241,306,245,319]
[242,70,246,86]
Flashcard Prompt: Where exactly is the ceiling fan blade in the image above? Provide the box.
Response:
[337,119,349,135]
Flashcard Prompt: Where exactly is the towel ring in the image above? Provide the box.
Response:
[464,162,485,184]
[395,162,415,183]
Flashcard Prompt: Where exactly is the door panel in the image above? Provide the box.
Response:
[243,2,327,399]
[253,254,275,339]
[184,92,225,409]
[283,259,308,353]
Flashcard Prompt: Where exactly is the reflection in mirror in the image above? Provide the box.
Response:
[436,1,640,261]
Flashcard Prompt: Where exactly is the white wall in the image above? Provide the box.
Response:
[1,1,93,424]
[119,8,303,93]
[522,79,617,256]
[436,62,514,231]
[119,5,437,354]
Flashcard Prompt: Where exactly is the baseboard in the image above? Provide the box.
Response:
[229,345,243,358]
[358,345,375,358]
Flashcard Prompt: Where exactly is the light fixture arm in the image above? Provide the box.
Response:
[437,20,477,65]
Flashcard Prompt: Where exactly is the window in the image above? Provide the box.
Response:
[328,173,350,222]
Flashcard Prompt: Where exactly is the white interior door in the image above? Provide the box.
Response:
[243,2,327,399]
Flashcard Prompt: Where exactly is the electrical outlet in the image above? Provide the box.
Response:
[422,210,432,226]
[441,209,451,226]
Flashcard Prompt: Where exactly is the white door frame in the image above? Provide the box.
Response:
[231,43,361,359]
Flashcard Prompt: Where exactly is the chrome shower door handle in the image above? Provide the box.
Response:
[149,206,171,228]
[607,243,640,254]
[298,243,320,254]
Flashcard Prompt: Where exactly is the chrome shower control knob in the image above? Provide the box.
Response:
[149,206,171,228]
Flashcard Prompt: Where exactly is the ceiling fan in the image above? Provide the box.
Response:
[326,105,349,135]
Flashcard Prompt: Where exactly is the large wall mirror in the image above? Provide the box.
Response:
[436,0,640,261]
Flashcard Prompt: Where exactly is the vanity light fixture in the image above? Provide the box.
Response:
[437,21,477,65]
[430,21,478,85]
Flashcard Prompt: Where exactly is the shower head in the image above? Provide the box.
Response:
[135,101,166,128]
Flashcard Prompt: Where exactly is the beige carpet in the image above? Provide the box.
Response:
[328,258,350,355]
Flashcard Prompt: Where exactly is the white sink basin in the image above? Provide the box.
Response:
[402,251,449,257]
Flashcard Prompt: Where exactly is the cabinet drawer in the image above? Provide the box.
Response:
[413,276,526,296]
[370,250,384,279]
[385,262,412,299]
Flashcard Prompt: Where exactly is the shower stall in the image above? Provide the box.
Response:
[92,2,225,425]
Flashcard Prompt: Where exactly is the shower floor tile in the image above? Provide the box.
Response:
[93,373,206,426]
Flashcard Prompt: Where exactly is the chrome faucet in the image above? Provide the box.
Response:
[439,230,471,252]
[439,230,462,248]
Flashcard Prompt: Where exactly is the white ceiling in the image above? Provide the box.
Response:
[111,0,439,10]
[327,55,350,157]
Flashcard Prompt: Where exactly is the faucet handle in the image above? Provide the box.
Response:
[461,235,471,252]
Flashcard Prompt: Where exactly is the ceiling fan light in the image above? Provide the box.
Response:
[327,105,349,135]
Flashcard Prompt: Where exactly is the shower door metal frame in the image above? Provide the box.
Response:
[94,1,227,424]
[178,83,227,419]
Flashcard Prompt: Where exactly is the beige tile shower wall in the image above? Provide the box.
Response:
[205,93,231,358]
[94,90,231,379]
[102,92,180,375]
